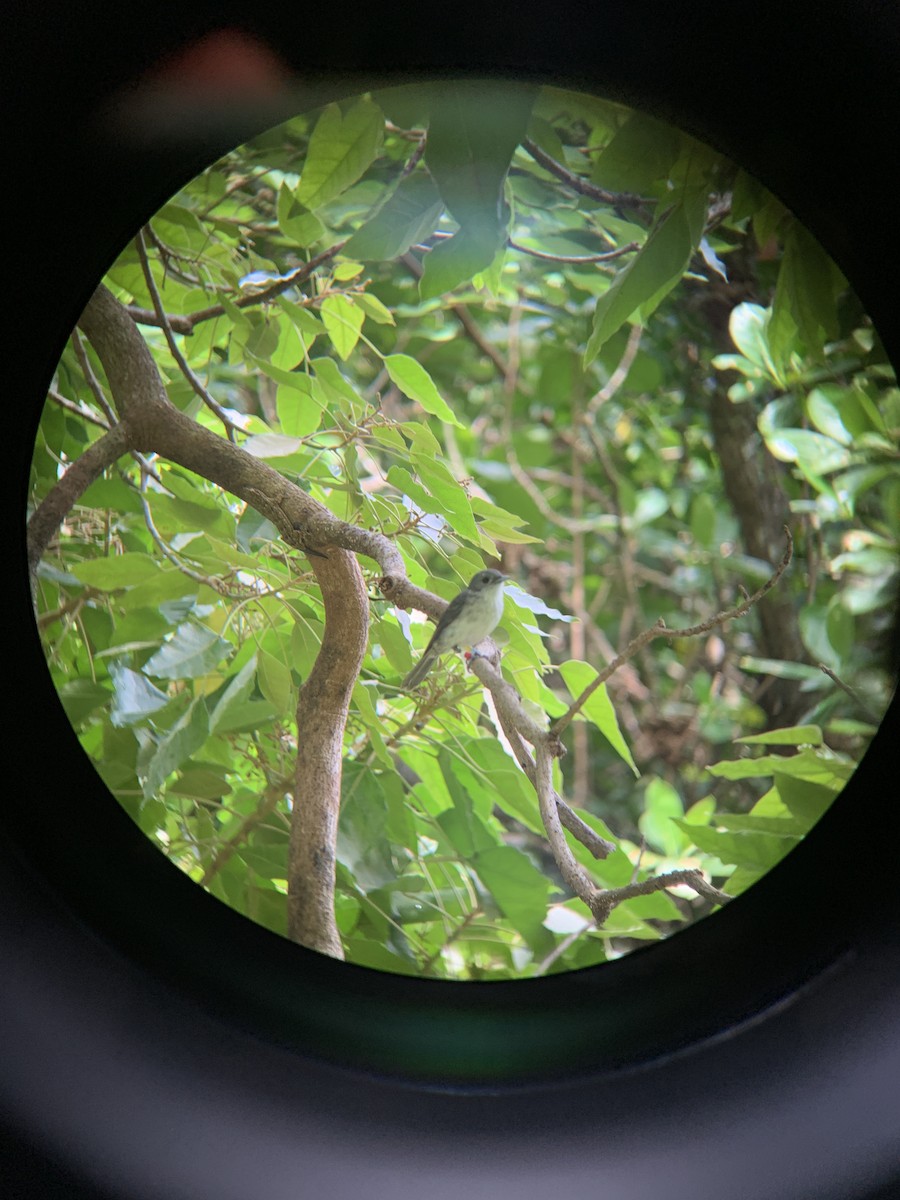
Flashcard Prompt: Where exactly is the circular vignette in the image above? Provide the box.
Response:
[35,78,896,980]
[6,7,900,1200]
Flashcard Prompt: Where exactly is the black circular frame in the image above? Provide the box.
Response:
[5,5,900,1199]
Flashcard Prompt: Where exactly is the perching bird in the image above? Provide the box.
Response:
[402,569,509,689]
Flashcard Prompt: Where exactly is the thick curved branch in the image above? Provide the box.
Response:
[27,423,133,578]
[72,283,374,958]
[288,552,369,958]
[534,741,603,901]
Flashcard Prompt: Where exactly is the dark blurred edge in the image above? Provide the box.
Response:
[5,3,900,1199]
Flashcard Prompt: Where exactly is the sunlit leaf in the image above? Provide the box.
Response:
[109,664,170,727]
[295,98,384,211]
[383,353,462,425]
[143,623,232,680]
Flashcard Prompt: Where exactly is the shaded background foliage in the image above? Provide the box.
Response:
[32,83,897,979]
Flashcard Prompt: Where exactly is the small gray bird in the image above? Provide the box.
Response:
[402,569,510,690]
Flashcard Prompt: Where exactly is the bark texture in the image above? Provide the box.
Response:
[68,285,373,956]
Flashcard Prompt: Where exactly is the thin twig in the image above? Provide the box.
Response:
[522,137,652,211]
[125,240,348,334]
[47,388,110,430]
[818,663,882,725]
[508,237,639,265]
[135,228,244,441]
[551,528,795,738]
[71,329,117,425]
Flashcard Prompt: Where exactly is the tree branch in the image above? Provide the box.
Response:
[71,283,375,958]
[124,241,347,334]
[522,137,652,212]
[508,237,639,265]
[134,229,243,440]
[27,422,133,579]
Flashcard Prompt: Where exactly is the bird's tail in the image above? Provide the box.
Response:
[402,651,438,690]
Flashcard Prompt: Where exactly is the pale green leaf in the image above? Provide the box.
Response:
[70,553,160,589]
[296,98,384,211]
[109,664,169,727]
[383,353,462,425]
[558,661,639,775]
[257,649,294,711]
[143,698,210,799]
[321,294,365,360]
[639,777,689,856]
[143,623,231,680]
[344,171,443,261]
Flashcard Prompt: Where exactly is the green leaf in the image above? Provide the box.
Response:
[58,679,111,726]
[639,777,689,856]
[826,597,855,659]
[170,767,231,800]
[79,476,145,514]
[276,377,325,437]
[352,683,393,769]
[584,194,705,364]
[116,573,197,615]
[210,698,277,736]
[470,496,542,545]
[424,81,536,233]
[727,303,782,382]
[310,356,364,415]
[463,739,543,833]
[295,98,384,211]
[344,171,443,261]
[737,725,823,746]
[333,261,364,281]
[774,772,841,827]
[352,292,396,325]
[419,227,503,300]
[143,623,232,680]
[70,553,160,589]
[276,183,325,246]
[769,223,841,362]
[690,492,716,548]
[240,824,289,880]
[321,294,365,360]
[591,111,681,193]
[738,656,825,682]
[257,649,294,710]
[712,813,807,837]
[806,386,854,446]
[764,428,852,475]
[143,698,210,799]
[243,432,304,459]
[674,819,799,871]
[383,353,462,425]
[708,746,853,786]
[209,655,258,734]
[472,845,556,953]
[109,664,170,727]
[752,192,790,247]
[558,662,639,775]
[410,457,479,543]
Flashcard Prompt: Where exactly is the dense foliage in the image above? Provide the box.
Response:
[32,83,897,979]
